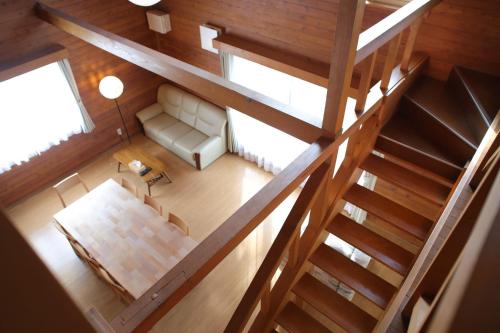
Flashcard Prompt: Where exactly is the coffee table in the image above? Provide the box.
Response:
[112,145,172,195]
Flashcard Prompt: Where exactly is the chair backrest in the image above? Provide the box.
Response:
[144,194,163,216]
[121,177,138,197]
[53,173,89,208]
[168,212,189,236]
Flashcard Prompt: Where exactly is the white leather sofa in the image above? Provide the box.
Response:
[136,83,227,170]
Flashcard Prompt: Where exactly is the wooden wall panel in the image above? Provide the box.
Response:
[416,0,500,80]
[0,0,165,206]
[155,0,500,81]
[155,0,393,77]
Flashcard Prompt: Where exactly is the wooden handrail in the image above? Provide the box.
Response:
[111,138,335,332]
[355,0,440,65]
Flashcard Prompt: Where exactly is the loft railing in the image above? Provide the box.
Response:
[35,0,440,332]
[225,0,441,332]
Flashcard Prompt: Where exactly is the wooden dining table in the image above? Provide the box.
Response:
[53,179,198,300]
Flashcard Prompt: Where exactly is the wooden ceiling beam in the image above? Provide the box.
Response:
[35,2,323,144]
[0,43,68,82]
[212,34,361,98]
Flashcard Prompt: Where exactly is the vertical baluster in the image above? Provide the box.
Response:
[401,17,423,73]
[381,33,403,92]
[355,51,377,113]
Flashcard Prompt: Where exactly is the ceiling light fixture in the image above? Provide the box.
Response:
[128,0,161,6]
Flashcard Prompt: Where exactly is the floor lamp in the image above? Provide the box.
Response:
[99,75,131,144]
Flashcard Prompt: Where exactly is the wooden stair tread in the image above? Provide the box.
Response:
[344,184,433,241]
[375,134,462,182]
[448,67,489,143]
[406,76,479,148]
[310,243,396,309]
[458,66,500,122]
[275,302,331,333]
[381,113,464,168]
[293,273,377,333]
[361,153,451,205]
[327,214,414,275]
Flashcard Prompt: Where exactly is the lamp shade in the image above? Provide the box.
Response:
[128,0,161,6]
[99,76,124,100]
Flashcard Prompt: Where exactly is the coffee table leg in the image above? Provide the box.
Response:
[163,172,173,184]
[117,161,121,173]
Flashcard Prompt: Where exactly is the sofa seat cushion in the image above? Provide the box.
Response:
[143,113,178,139]
[172,130,209,163]
[157,121,193,146]
[174,130,208,151]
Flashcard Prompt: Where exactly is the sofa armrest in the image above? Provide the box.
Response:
[193,136,227,170]
[136,103,163,124]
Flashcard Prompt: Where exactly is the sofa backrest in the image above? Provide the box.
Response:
[157,84,182,118]
[157,83,227,137]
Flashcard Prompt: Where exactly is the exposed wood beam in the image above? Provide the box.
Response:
[0,43,68,81]
[111,137,337,332]
[212,34,360,98]
[35,2,323,144]
[322,0,366,138]
[213,34,330,87]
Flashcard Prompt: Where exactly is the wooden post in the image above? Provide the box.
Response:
[381,33,403,92]
[401,18,423,72]
[321,0,366,138]
[355,52,378,112]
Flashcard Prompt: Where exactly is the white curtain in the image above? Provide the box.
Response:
[0,61,92,173]
[221,53,325,174]
[58,59,95,133]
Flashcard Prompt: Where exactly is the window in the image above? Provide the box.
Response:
[0,61,93,173]
[225,55,326,174]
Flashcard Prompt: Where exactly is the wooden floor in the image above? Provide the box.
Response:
[6,134,299,332]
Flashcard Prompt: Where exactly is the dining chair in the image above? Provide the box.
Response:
[168,212,190,236]
[97,266,134,303]
[121,177,138,197]
[144,194,163,216]
[53,172,89,208]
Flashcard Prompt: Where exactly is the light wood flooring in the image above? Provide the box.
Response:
[6,134,299,332]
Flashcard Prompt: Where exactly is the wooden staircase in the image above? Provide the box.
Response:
[267,67,500,332]
[378,66,500,172]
